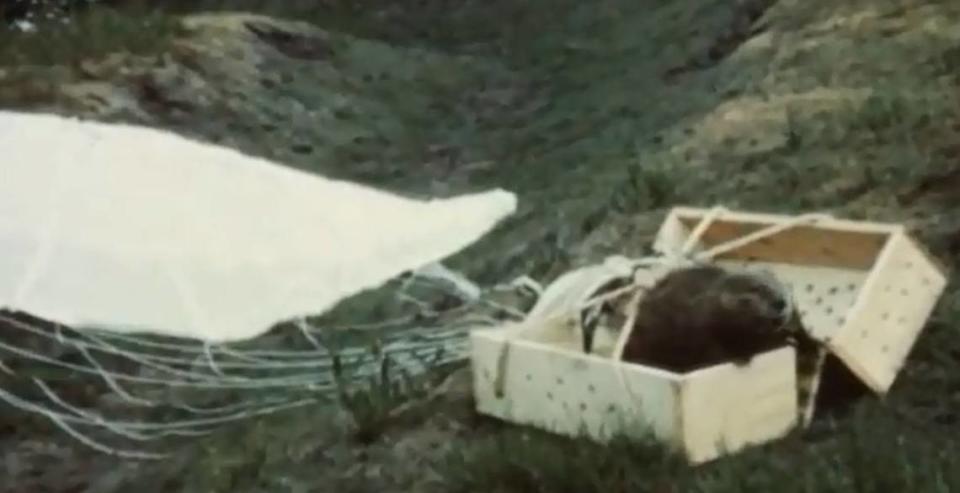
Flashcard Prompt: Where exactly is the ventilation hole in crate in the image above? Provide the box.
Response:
[848,283,857,291]
[898,316,907,325]
[580,402,588,411]
[881,312,890,321]
[861,329,868,338]
[815,297,823,305]
[547,392,554,401]
[588,384,596,393]
[562,401,569,409]
[884,285,892,293]
[607,404,616,413]
[881,345,890,353]
[838,317,846,326]
[825,307,834,315]
[806,284,814,293]
[556,377,564,385]
[900,288,909,296]
[828,286,839,295]
[922,277,932,287]
[905,261,914,269]
[525,374,532,382]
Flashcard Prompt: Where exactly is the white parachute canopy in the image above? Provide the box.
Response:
[0,110,517,343]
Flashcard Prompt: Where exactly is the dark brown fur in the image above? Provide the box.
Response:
[621,264,795,373]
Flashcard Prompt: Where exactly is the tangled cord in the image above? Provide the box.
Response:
[0,268,530,459]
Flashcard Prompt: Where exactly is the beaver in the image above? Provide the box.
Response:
[620,264,799,373]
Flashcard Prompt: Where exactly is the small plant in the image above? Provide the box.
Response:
[330,339,434,444]
[782,104,804,151]
[609,153,679,214]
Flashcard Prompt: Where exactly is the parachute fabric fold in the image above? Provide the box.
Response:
[0,110,517,342]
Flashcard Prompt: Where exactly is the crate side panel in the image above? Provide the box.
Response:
[471,331,681,444]
[899,234,950,288]
[832,233,949,393]
[679,347,798,464]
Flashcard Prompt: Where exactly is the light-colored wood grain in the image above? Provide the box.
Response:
[679,348,797,463]
[471,326,797,464]
[472,327,682,446]
[830,231,949,393]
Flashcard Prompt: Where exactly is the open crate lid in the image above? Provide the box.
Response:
[649,206,949,395]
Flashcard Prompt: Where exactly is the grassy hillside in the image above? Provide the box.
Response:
[2,0,960,491]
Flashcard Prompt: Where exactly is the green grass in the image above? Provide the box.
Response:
[0,0,531,68]
[444,405,960,493]
[0,4,179,67]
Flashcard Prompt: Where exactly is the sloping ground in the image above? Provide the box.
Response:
[2,11,531,192]
[3,0,960,491]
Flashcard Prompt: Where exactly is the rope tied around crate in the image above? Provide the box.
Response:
[492,206,832,414]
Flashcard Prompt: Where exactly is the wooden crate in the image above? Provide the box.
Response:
[469,207,948,464]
